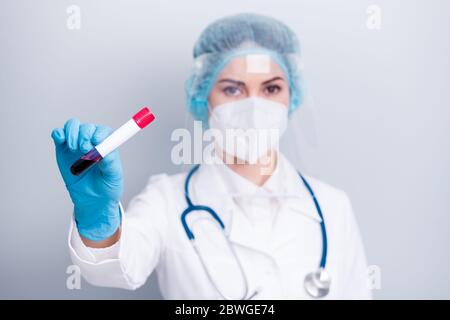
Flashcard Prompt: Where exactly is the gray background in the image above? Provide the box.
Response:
[0,0,449,299]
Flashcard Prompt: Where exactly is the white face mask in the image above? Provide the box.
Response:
[208,97,288,164]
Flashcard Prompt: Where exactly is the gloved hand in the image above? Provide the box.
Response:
[51,119,123,241]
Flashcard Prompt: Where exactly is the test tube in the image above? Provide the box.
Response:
[70,107,155,176]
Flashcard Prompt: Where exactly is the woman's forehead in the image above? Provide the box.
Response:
[217,55,286,81]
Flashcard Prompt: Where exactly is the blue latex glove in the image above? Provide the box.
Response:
[51,119,123,241]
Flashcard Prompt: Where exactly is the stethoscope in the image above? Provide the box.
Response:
[181,164,331,299]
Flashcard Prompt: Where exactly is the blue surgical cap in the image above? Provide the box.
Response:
[185,13,304,122]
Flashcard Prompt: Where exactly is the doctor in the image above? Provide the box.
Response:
[51,13,371,299]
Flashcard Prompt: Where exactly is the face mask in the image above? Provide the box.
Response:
[208,97,288,164]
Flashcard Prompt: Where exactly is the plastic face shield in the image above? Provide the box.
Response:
[180,51,318,172]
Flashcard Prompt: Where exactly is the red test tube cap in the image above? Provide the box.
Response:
[132,107,155,129]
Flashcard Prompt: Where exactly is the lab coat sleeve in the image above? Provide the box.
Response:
[68,174,170,290]
[341,193,373,299]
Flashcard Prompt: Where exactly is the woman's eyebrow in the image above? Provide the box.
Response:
[261,76,285,85]
[217,79,245,86]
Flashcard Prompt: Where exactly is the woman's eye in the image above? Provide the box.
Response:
[223,86,242,96]
[264,84,281,95]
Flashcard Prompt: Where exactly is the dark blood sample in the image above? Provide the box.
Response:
[70,148,103,176]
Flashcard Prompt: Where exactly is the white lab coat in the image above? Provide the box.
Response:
[68,154,371,299]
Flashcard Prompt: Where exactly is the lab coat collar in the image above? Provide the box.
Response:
[195,152,320,219]
[190,152,321,254]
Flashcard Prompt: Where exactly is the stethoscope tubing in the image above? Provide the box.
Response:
[180,164,329,299]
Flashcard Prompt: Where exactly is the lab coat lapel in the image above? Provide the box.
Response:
[278,155,322,223]
[190,158,322,255]
[268,159,323,253]
[192,163,271,254]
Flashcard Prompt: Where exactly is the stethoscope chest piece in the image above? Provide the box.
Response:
[304,268,331,298]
